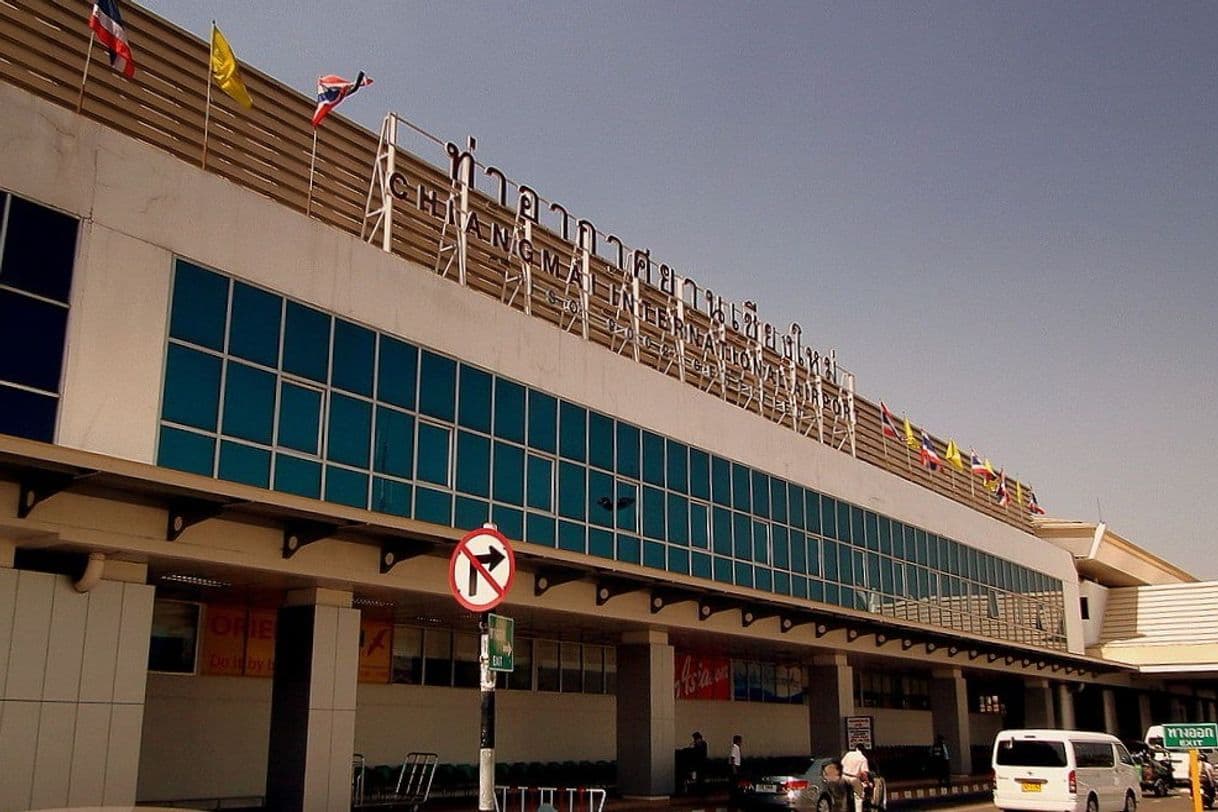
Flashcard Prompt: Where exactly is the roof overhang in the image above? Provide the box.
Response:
[1034,518,1197,586]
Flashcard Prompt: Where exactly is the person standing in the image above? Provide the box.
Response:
[729,735,743,778]
[690,732,708,794]
[841,744,871,812]
[930,734,951,790]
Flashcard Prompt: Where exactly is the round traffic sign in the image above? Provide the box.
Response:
[448,526,516,612]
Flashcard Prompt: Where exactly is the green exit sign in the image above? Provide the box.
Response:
[1164,723,1218,749]
[488,613,514,673]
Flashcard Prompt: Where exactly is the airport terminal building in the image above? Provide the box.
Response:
[0,3,1214,810]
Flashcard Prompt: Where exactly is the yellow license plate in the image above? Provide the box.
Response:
[1020,782,1043,793]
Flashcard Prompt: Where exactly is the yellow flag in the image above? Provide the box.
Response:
[903,416,918,449]
[945,439,965,471]
[211,24,252,109]
[983,459,999,490]
[1016,480,1024,506]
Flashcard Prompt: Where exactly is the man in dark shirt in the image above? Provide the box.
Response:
[822,760,854,812]
[690,732,708,794]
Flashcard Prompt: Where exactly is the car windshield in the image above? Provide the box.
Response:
[996,739,1069,767]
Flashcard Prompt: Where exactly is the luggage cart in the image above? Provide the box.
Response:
[355,751,437,809]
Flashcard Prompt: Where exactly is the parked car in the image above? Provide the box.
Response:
[733,757,886,812]
[992,729,1139,812]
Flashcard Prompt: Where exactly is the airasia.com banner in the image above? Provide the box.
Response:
[674,653,731,700]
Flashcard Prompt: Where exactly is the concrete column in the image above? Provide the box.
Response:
[1057,683,1077,729]
[0,562,153,811]
[930,668,972,775]
[615,629,675,798]
[808,653,854,756]
[1101,689,1119,736]
[265,588,360,812]
[1138,694,1154,735]
[1024,679,1056,728]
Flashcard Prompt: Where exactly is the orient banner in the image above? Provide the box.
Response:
[359,619,393,684]
[674,653,731,700]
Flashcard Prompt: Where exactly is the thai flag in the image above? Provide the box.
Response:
[995,470,1010,507]
[970,449,993,481]
[919,431,941,471]
[879,401,900,440]
[1028,490,1045,515]
[89,0,135,79]
[312,72,373,127]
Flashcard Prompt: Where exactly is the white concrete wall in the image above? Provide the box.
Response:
[0,569,154,811]
[0,80,1083,651]
[675,699,809,759]
[1079,580,1109,649]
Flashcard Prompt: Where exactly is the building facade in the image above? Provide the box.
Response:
[0,3,1212,811]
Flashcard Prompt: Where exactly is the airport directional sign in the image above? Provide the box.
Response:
[1163,723,1218,749]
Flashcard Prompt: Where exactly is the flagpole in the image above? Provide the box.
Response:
[202,22,214,170]
[306,123,319,217]
[76,31,97,114]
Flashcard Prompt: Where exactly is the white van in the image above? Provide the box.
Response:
[992,730,1140,812]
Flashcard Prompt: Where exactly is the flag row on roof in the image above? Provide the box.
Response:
[879,401,1045,516]
[80,1,374,206]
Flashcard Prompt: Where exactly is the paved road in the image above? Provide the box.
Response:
[659,789,1201,812]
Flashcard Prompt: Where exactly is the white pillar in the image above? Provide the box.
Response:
[809,653,854,756]
[1025,679,1056,728]
[1138,693,1154,735]
[931,668,972,775]
[1057,682,1077,730]
[616,629,675,798]
[1101,689,1120,736]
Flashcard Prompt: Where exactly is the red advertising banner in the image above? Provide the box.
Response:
[243,608,276,677]
[674,653,732,700]
[200,605,249,676]
[358,619,393,684]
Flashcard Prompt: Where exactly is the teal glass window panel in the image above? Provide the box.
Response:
[839,586,856,609]
[791,575,808,599]
[789,530,806,573]
[275,454,321,499]
[525,512,555,547]
[588,528,613,560]
[493,378,525,442]
[892,523,907,560]
[170,261,228,350]
[643,541,666,570]
[492,441,524,505]
[732,512,751,559]
[822,540,838,580]
[374,407,414,479]
[880,558,894,595]
[558,521,585,553]
[755,567,772,592]
[866,554,881,591]
[325,466,369,509]
[690,502,709,550]
[824,583,840,605]
[615,481,638,532]
[557,461,586,520]
[558,401,586,462]
[821,497,838,540]
[668,546,690,575]
[279,382,322,454]
[666,494,689,545]
[770,479,787,523]
[810,579,826,603]
[326,394,372,468]
[711,456,731,506]
[616,534,641,564]
[376,336,418,410]
[588,411,613,471]
[853,550,866,589]
[332,320,374,397]
[916,529,929,565]
[788,484,805,528]
[878,517,893,555]
[282,301,330,383]
[218,441,270,488]
[615,422,639,478]
[666,440,688,493]
[158,427,214,476]
[416,423,451,485]
[731,463,751,512]
[525,454,552,511]
[228,282,280,367]
[587,469,614,528]
[850,506,865,548]
[455,496,489,530]
[491,505,523,542]
[642,431,664,485]
[642,486,665,540]
[527,390,557,453]
[751,471,770,518]
[805,490,821,536]
[712,506,732,556]
[415,487,452,525]
[893,563,906,596]
[418,351,456,421]
[772,526,789,569]
[222,362,276,444]
[752,520,769,564]
[457,364,492,432]
[456,431,491,497]
[691,551,711,580]
[372,477,412,517]
[713,556,733,584]
[734,562,753,589]
[162,345,221,431]
[838,545,854,585]
[689,449,710,500]
[807,536,821,577]
[865,512,879,551]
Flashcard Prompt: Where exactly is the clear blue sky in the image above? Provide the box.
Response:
[143,1,1218,577]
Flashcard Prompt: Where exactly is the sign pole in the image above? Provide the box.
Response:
[479,610,495,812]
[1192,748,1202,812]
